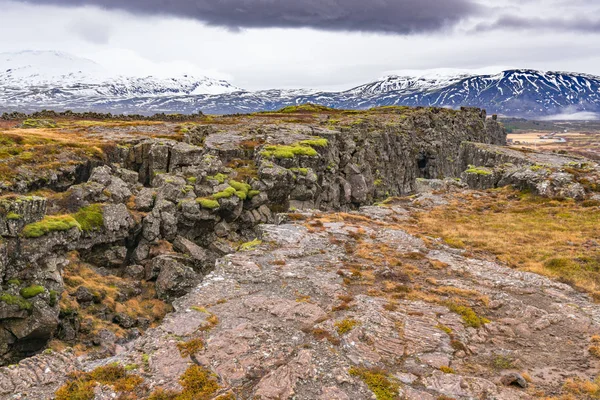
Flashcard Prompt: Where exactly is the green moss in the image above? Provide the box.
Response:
[124,364,139,371]
[212,187,236,200]
[261,144,318,159]
[277,104,334,113]
[374,179,383,187]
[0,293,32,310]
[239,239,262,251]
[464,165,493,176]
[197,198,220,209]
[206,173,228,184]
[229,180,251,194]
[299,138,328,147]
[439,366,455,374]
[186,177,197,184]
[49,290,58,307]
[73,204,104,232]
[248,190,260,199]
[20,285,45,299]
[181,185,194,194]
[348,367,399,400]
[290,168,309,176]
[6,212,22,220]
[19,151,34,161]
[6,279,21,286]
[530,164,544,172]
[22,215,81,238]
[335,318,359,335]
[492,354,514,370]
[21,119,57,129]
[234,191,247,200]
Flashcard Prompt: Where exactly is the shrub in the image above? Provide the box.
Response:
[178,365,220,399]
[22,215,80,238]
[177,338,205,357]
[55,364,144,400]
[73,204,104,232]
[20,285,44,299]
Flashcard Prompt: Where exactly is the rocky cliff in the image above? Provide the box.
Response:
[2,106,600,399]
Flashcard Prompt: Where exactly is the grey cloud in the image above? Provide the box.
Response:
[67,18,112,44]
[18,0,482,34]
[476,14,600,33]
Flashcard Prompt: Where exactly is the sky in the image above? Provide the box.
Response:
[1,0,600,90]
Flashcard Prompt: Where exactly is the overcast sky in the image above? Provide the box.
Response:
[1,0,600,90]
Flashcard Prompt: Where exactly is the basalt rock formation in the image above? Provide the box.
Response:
[1,106,600,399]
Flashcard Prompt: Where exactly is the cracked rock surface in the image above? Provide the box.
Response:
[4,204,600,399]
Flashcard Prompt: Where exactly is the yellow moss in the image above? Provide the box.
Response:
[446,302,490,328]
[55,364,144,400]
[177,338,205,357]
[335,318,359,335]
[348,367,400,400]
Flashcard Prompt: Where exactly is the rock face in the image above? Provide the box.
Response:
[4,205,600,399]
[459,142,599,200]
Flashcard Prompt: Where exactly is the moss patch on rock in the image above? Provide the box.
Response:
[348,367,399,400]
[22,215,80,238]
[73,204,104,232]
[20,285,45,299]
[0,293,32,310]
[197,198,220,209]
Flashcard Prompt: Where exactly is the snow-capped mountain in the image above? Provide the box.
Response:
[0,50,240,104]
[2,51,600,119]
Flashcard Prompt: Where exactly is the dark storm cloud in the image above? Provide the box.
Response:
[476,15,600,33]
[19,0,482,34]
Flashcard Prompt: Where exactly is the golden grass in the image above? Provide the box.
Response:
[407,188,600,297]
[59,252,171,350]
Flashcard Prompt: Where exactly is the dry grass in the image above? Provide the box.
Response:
[407,188,600,297]
[59,252,171,350]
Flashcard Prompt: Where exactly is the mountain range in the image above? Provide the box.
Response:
[2,50,600,119]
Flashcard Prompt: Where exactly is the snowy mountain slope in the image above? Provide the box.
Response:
[2,51,600,118]
[0,50,241,100]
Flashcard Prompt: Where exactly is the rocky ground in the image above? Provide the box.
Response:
[1,106,600,399]
[3,200,600,399]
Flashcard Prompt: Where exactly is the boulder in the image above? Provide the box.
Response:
[154,256,200,299]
